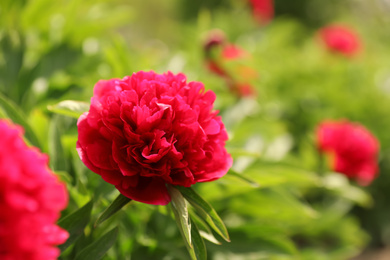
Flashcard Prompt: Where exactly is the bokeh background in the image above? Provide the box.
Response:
[1,0,390,259]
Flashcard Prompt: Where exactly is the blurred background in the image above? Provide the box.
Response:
[1,0,390,259]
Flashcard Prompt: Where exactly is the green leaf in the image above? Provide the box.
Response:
[228,169,260,188]
[244,162,319,188]
[169,186,207,260]
[189,219,207,260]
[74,227,119,260]
[48,116,68,172]
[0,92,41,148]
[322,174,373,207]
[226,225,298,256]
[58,200,94,252]
[95,193,132,227]
[175,186,230,242]
[190,211,221,245]
[227,147,262,158]
[168,185,192,249]
[47,100,90,119]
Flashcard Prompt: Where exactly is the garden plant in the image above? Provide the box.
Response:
[1,0,390,259]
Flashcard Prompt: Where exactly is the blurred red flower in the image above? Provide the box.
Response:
[0,120,68,260]
[317,120,379,185]
[249,0,274,25]
[236,83,257,97]
[77,71,232,205]
[204,30,258,97]
[221,44,247,60]
[206,43,248,77]
[318,25,362,57]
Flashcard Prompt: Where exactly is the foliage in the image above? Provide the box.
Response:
[1,0,390,259]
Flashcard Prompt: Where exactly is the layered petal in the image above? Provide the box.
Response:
[0,120,68,259]
[77,71,231,205]
[317,120,379,185]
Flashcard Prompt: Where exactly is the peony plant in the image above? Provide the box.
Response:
[0,120,68,260]
[76,71,232,205]
[204,30,258,97]
[318,25,362,57]
[74,71,232,259]
[248,0,274,25]
[317,120,379,185]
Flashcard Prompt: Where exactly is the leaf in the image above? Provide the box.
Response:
[190,211,221,245]
[95,193,132,227]
[74,227,119,260]
[227,148,262,158]
[226,225,298,256]
[169,187,207,260]
[0,92,41,148]
[244,162,319,188]
[48,116,68,172]
[1,31,24,97]
[168,185,192,248]
[47,100,90,119]
[176,186,230,242]
[189,219,207,260]
[228,169,260,188]
[58,200,94,252]
[322,174,373,207]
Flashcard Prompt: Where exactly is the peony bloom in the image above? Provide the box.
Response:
[317,120,379,185]
[249,0,274,25]
[205,43,248,77]
[318,25,362,57]
[221,44,247,60]
[77,71,232,205]
[204,30,258,97]
[235,83,256,97]
[204,31,244,77]
[0,120,68,260]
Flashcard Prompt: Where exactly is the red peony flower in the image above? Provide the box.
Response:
[77,71,232,205]
[317,120,379,185]
[206,60,226,77]
[235,83,256,97]
[249,0,274,25]
[206,44,248,77]
[203,31,258,97]
[318,25,362,57]
[0,120,68,260]
[221,44,247,60]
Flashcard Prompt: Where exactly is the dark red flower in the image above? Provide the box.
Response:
[221,44,247,60]
[77,71,232,205]
[235,83,256,97]
[204,30,248,77]
[0,120,68,260]
[317,120,379,185]
[249,0,274,25]
[206,60,226,77]
[318,25,362,57]
[206,44,248,77]
[203,31,258,97]
[204,29,226,56]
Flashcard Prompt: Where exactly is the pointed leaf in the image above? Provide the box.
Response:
[58,200,94,251]
[0,92,41,148]
[48,116,68,172]
[74,227,119,260]
[168,185,192,248]
[190,219,207,260]
[47,100,90,119]
[228,169,260,188]
[176,186,230,242]
[95,193,132,227]
[322,174,373,207]
[190,211,221,245]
